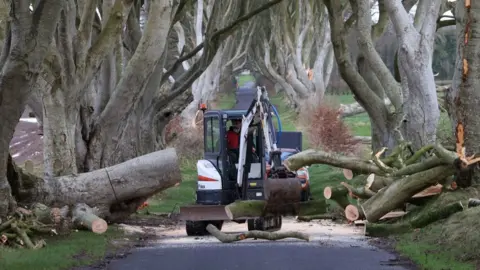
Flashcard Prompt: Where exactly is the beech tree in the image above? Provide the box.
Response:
[249,0,334,108]
[323,0,451,151]
[0,0,283,220]
[446,0,480,186]
[180,0,256,122]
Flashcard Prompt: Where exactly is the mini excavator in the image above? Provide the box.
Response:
[178,86,307,236]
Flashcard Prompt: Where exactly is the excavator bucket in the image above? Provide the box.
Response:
[263,177,304,215]
[177,205,230,221]
[177,178,304,221]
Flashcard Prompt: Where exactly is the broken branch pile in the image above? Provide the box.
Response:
[284,123,480,236]
[0,203,108,249]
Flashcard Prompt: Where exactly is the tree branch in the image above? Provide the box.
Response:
[84,0,133,79]
[74,0,98,66]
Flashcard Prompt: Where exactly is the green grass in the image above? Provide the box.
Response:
[138,160,198,213]
[214,91,236,110]
[0,227,124,270]
[395,237,474,270]
[237,74,256,87]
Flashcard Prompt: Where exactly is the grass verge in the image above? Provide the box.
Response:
[0,227,125,270]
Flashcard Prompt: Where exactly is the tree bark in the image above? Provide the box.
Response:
[446,0,480,185]
[0,1,64,218]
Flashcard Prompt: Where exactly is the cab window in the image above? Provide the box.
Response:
[205,116,221,153]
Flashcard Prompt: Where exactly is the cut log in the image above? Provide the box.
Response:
[296,214,335,222]
[32,203,69,225]
[72,203,108,234]
[10,148,182,222]
[343,169,353,180]
[323,185,350,209]
[341,182,375,199]
[364,201,464,237]
[360,165,455,223]
[206,224,310,243]
[224,200,327,220]
[365,174,394,192]
[345,204,365,221]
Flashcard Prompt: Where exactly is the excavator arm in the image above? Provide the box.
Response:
[236,86,288,188]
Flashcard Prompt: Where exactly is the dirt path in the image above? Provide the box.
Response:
[119,218,365,245]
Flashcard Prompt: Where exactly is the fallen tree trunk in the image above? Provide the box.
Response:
[360,165,455,223]
[224,200,327,220]
[353,136,371,144]
[10,148,182,222]
[284,149,384,174]
[345,204,365,221]
[339,98,391,118]
[206,224,310,243]
[364,201,464,237]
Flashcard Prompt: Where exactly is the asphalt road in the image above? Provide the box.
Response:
[106,241,414,270]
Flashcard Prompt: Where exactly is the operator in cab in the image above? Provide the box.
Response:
[227,119,241,153]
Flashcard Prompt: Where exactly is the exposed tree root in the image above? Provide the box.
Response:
[205,224,310,243]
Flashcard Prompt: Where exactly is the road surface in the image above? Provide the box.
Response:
[106,219,415,270]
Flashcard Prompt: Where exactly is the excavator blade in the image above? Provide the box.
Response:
[177,205,230,221]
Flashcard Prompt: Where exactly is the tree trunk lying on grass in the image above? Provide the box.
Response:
[224,199,327,220]
[364,201,465,237]
[9,148,182,222]
[285,126,480,228]
[205,224,310,243]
